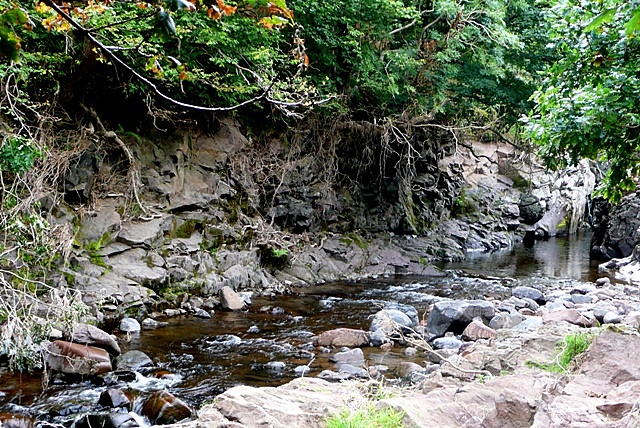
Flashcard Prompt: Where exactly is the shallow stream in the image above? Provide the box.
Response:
[0,231,612,426]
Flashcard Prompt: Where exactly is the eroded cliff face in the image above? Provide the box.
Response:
[50,115,597,320]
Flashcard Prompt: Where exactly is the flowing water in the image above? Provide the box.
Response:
[0,231,611,426]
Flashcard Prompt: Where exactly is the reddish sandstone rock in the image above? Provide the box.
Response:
[313,328,370,348]
[45,340,112,375]
[542,309,597,327]
[462,319,497,341]
[141,391,193,425]
[99,388,134,409]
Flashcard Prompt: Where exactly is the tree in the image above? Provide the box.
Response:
[289,0,546,128]
[524,0,640,202]
[1,0,325,119]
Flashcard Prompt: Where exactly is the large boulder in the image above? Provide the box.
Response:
[427,300,495,336]
[203,377,361,427]
[591,192,640,260]
[45,340,112,375]
[65,324,121,356]
[219,286,246,311]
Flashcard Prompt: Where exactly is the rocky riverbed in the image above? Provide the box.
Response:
[3,240,640,428]
[163,273,640,428]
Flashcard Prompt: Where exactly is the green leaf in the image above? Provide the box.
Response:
[625,7,640,35]
[584,7,617,32]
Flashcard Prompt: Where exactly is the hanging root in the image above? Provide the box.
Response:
[81,104,147,216]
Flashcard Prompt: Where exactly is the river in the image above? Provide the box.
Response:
[0,231,610,426]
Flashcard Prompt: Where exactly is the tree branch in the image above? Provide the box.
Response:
[42,0,328,113]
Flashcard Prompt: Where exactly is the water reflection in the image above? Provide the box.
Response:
[440,230,604,283]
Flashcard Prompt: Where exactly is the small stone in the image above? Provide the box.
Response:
[570,284,597,295]
[337,363,368,378]
[317,370,351,381]
[370,329,389,347]
[194,308,211,319]
[542,309,597,327]
[163,308,185,317]
[142,318,168,329]
[404,347,418,356]
[514,316,544,331]
[546,300,566,311]
[294,365,311,376]
[141,391,192,425]
[432,337,463,350]
[314,328,370,348]
[396,361,425,379]
[265,361,286,371]
[49,328,63,340]
[380,342,392,352]
[99,388,134,409]
[521,298,540,311]
[247,325,260,334]
[489,313,524,330]
[239,292,253,305]
[571,294,593,304]
[219,286,246,311]
[368,365,389,378]
[512,286,545,304]
[329,348,365,365]
[462,319,497,341]
[624,311,640,328]
[603,311,623,324]
[116,350,153,371]
[596,277,611,287]
[120,318,141,333]
[370,309,415,337]
[74,413,137,428]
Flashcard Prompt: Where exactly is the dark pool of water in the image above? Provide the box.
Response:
[440,229,604,283]
[0,231,609,425]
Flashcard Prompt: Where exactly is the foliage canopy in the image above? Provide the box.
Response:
[524,0,640,202]
[0,0,548,126]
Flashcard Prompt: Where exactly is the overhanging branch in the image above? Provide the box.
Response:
[42,0,329,113]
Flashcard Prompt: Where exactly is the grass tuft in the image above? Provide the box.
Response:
[526,331,596,373]
[326,403,405,428]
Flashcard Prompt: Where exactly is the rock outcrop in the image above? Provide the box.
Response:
[42,119,598,323]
